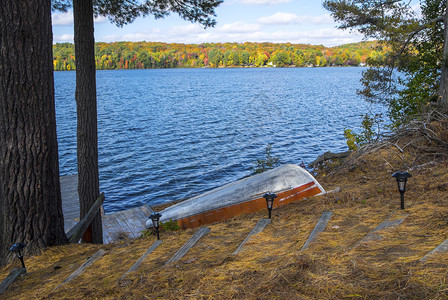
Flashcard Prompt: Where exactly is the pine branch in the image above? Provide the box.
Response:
[397,14,446,56]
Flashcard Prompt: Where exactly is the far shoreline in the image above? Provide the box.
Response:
[54,65,370,72]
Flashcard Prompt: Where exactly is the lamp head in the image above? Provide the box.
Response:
[149,212,162,228]
[263,193,277,209]
[392,171,412,192]
[9,243,25,256]
[10,243,26,269]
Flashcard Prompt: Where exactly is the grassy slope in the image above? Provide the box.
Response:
[2,126,448,299]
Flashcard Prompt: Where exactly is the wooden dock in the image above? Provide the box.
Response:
[60,175,81,233]
[61,175,153,244]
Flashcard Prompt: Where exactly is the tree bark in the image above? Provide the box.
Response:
[0,0,67,267]
[438,4,448,109]
[310,151,351,167]
[73,0,103,243]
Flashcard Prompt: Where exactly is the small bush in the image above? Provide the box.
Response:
[253,144,281,173]
[344,129,358,151]
[344,113,384,150]
[161,219,180,231]
[140,219,180,238]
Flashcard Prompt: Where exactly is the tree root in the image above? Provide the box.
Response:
[316,110,448,176]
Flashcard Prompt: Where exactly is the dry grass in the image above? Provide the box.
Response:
[2,118,448,299]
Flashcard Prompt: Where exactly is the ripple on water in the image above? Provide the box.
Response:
[54,67,386,212]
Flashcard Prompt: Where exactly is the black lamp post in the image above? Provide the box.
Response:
[263,193,277,219]
[149,212,162,240]
[9,243,26,269]
[392,171,412,209]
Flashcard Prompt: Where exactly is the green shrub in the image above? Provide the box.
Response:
[253,144,281,173]
[344,113,384,150]
[344,129,358,151]
[161,219,180,231]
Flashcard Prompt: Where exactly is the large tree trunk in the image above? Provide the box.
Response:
[73,0,103,243]
[0,0,67,267]
[438,2,448,109]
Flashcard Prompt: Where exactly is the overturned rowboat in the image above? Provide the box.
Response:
[146,164,325,229]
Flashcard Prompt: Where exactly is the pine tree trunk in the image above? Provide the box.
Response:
[73,0,103,243]
[0,0,67,267]
[438,3,448,109]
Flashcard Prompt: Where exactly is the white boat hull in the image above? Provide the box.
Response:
[146,164,325,229]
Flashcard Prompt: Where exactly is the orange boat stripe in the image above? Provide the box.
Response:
[176,182,322,229]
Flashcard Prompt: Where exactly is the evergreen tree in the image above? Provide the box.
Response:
[323,0,448,126]
[0,0,67,267]
[53,0,223,242]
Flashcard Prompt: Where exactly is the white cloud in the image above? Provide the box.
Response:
[411,3,422,18]
[100,34,121,42]
[95,25,363,46]
[169,24,204,35]
[53,34,74,42]
[240,0,291,4]
[94,15,108,24]
[52,10,108,26]
[217,27,362,46]
[258,12,299,24]
[260,27,365,46]
[217,22,261,33]
[304,14,334,25]
[52,11,73,26]
[120,33,159,41]
[101,30,162,42]
[258,12,333,25]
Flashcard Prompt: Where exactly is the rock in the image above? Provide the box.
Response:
[328,186,342,193]
[184,257,199,264]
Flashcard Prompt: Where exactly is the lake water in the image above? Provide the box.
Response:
[54,67,385,212]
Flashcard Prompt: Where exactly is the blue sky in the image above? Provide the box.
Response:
[52,0,420,47]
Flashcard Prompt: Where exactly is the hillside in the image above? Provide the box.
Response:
[53,41,385,71]
[1,115,448,299]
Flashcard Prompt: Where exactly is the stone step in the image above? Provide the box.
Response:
[301,211,333,251]
[233,218,271,255]
[165,227,210,266]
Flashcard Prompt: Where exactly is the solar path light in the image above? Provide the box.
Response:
[10,243,26,269]
[149,212,162,240]
[392,171,412,209]
[263,192,277,219]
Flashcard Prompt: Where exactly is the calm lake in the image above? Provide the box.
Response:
[54,67,384,212]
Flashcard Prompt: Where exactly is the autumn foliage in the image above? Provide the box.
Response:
[53,41,388,71]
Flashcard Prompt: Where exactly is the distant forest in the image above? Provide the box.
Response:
[53,41,388,71]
